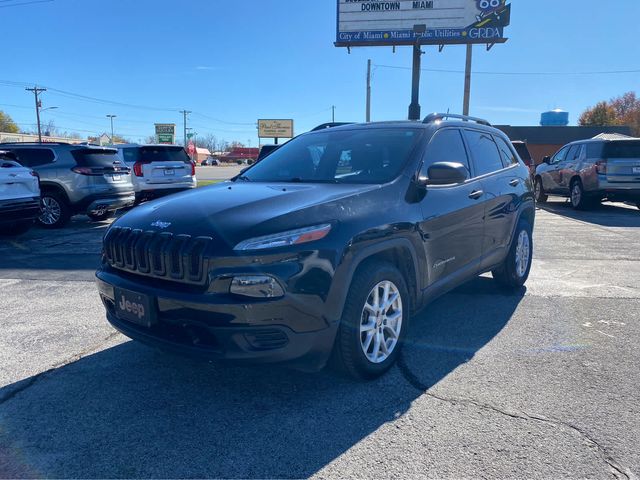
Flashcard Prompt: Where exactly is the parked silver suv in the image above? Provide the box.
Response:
[0,143,135,228]
[534,138,640,210]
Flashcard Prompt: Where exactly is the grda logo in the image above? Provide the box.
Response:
[118,295,145,320]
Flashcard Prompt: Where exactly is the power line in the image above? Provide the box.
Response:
[374,64,640,76]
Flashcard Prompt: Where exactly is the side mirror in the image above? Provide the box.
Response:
[543,156,551,165]
[421,162,468,186]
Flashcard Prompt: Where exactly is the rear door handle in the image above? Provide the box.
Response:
[468,190,484,200]
[509,179,520,187]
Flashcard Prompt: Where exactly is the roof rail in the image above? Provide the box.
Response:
[423,113,491,127]
[310,122,355,132]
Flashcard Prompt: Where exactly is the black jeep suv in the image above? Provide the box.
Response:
[96,114,535,379]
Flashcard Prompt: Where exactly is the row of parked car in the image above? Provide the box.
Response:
[0,143,197,235]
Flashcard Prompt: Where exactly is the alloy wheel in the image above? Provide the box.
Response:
[515,230,531,278]
[360,280,403,364]
[571,183,582,207]
[40,197,62,225]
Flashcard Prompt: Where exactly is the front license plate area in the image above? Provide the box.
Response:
[114,288,155,327]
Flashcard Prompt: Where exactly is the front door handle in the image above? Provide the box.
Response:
[509,179,520,187]
[468,190,484,200]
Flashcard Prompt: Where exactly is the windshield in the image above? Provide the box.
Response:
[240,128,422,184]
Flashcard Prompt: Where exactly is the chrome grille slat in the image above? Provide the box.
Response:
[104,226,212,286]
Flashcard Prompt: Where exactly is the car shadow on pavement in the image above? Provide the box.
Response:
[0,277,524,479]
[539,200,640,228]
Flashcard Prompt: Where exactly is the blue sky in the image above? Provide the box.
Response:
[1,0,639,145]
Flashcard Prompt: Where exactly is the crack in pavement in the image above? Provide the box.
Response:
[0,331,121,406]
[396,352,637,480]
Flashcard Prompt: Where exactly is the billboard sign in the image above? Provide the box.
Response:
[258,119,294,139]
[336,0,510,47]
[154,123,176,144]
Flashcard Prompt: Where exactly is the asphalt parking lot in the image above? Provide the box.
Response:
[195,164,244,182]
[1,199,639,479]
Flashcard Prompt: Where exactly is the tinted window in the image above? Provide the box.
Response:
[512,142,532,162]
[603,141,640,158]
[242,128,422,184]
[552,146,569,164]
[120,148,139,163]
[586,143,604,159]
[463,130,504,176]
[495,136,519,167]
[139,146,190,163]
[71,149,121,167]
[566,145,581,162]
[10,148,55,167]
[421,129,470,177]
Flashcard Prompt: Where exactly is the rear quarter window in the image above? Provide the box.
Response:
[586,143,604,159]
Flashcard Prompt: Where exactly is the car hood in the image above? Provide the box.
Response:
[112,181,382,250]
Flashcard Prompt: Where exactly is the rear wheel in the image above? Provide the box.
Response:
[534,177,547,203]
[570,179,593,210]
[493,218,533,289]
[39,192,71,229]
[331,261,409,380]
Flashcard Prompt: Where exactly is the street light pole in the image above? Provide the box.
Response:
[106,115,116,144]
[332,105,336,123]
[180,110,192,147]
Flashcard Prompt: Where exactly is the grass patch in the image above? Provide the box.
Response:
[197,180,224,188]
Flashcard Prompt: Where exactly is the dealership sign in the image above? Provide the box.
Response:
[154,123,176,144]
[258,119,294,139]
[336,0,510,47]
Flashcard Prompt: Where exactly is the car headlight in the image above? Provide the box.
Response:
[233,224,332,251]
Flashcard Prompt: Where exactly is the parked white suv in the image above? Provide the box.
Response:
[0,150,41,236]
[116,144,197,203]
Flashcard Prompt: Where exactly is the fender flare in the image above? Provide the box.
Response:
[324,237,421,323]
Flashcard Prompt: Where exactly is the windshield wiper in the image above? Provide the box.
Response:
[235,175,251,182]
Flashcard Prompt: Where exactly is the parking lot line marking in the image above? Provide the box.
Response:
[595,330,615,339]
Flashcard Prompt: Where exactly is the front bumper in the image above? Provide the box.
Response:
[96,270,339,371]
[0,197,41,224]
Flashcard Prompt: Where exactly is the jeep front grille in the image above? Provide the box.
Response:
[104,226,212,286]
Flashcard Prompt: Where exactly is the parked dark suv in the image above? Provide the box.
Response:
[96,114,535,379]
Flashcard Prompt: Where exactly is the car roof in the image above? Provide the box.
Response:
[311,118,502,137]
[116,143,185,149]
[0,142,116,151]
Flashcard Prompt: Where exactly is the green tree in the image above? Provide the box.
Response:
[0,110,19,133]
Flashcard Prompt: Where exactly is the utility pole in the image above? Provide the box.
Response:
[25,86,47,143]
[366,59,372,122]
[106,115,116,144]
[462,44,473,116]
[332,105,336,123]
[180,110,191,146]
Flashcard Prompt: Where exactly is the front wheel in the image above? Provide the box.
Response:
[534,177,547,203]
[331,261,409,380]
[492,218,533,289]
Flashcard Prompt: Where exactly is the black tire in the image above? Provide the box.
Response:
[87,211,113,222]
[331,261,410,380]
[569,179,593,210]
[38,191,71,229]
[0,220,34,236]
[492,218,533,289]
[534,177,547,203]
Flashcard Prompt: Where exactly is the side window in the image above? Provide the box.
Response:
[565,145,580,162]
[494,136,519,167]
[586,143,603,159]
[420,129,470,178]
[552,146,569,164]
[11,148,55,167]
[463,130,504,176]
